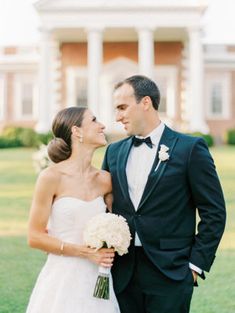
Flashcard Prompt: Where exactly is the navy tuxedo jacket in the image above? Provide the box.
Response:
[102,126,226,294]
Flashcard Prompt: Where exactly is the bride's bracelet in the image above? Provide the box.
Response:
[60,242,65,256]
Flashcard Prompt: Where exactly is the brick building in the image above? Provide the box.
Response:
[0,0,235,141]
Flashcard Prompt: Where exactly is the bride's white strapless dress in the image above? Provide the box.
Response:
[26,197,120,313]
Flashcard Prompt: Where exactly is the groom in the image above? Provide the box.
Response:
[102,75,226,313]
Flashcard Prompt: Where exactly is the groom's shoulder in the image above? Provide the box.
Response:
[106,136,131,152]
[169,127,204,147]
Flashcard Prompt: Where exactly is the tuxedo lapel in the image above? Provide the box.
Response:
[138,126,178,210]
[116,137,135,211]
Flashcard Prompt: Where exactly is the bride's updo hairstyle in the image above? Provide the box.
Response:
[47,107,87,163]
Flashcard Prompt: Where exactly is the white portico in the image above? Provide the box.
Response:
[34,0,209,134]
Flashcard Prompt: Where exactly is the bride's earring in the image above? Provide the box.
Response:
[79,135,83,143]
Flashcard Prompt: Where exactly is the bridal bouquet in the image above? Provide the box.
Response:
[83,213,131,300]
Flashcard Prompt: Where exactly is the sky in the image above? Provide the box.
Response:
[0,0,235,46]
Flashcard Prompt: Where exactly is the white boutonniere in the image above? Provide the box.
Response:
[154,144,170,172]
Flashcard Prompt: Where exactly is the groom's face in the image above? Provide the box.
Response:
[114,84,145,136]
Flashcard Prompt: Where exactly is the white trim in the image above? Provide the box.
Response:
[205,63,235,70]
[204,51,235,64]
[13,74,38,121]
[35,0,207,11]
[204,45,235,69]
[38,11,204,30]
[66,66,88,108]
[205,72,231,120]
[0,74,6,121]
[0,55,39,72]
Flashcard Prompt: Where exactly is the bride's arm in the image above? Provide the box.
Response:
[100,170,113,212]
[104,193,113,212]
[28,167,64,254]
[28,168,114,266]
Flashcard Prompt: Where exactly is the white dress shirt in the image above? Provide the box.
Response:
[125,122,202,275]
[126,122,165,245]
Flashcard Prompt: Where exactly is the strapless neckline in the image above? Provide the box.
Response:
[52,195,103,206]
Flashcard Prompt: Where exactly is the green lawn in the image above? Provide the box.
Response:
[0,146,234,313]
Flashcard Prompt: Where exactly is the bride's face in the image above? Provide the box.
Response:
[80,109,107,147]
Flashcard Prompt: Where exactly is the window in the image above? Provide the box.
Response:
[22,83,33,115]
[206,73,231,119]
[14,74,38,120]
[211,83,222,115]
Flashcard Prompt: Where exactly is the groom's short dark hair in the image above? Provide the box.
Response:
[114,75,161,110]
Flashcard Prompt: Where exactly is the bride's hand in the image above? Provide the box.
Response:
[84,247,115,267]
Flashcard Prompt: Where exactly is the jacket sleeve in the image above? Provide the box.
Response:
[102,144,111,172]
[187,138,226,272]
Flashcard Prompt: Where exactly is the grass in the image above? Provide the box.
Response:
[0,146,234,313]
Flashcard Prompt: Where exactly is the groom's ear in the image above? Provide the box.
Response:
[141,96,152,111]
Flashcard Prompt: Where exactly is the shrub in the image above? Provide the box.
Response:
[0,127,39,148]
[37,131,53,145]
[18,128,39,147]
[0,136,22,148]
[226,129,235,145]
[189,132,214,147]
[0,127,54,148]
[0,127,24,148]
[2,126,24,140]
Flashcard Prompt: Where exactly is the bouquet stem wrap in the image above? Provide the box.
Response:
[93,266,110,299]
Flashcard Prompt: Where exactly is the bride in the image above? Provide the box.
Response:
[26,107,120,313]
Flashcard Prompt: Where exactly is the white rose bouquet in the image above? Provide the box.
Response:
[83,212,132,300]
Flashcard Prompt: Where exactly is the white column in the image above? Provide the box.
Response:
[188,27,208,133]
[36,29,61,133]
[35,29,53,133]
[137,28,154,78]
[66,67,76,108]
[87,28,103,117]
[50,40,62,120]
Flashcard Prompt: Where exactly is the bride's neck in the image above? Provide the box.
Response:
[66,146,95,174]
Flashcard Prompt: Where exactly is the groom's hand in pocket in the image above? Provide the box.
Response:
[192,270,198,283]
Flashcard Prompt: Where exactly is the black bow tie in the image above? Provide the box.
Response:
[132,136,153,148]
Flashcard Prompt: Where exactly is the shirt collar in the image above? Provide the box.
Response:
[136,122,165,147]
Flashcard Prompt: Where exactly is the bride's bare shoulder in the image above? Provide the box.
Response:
[37,164,62,185]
